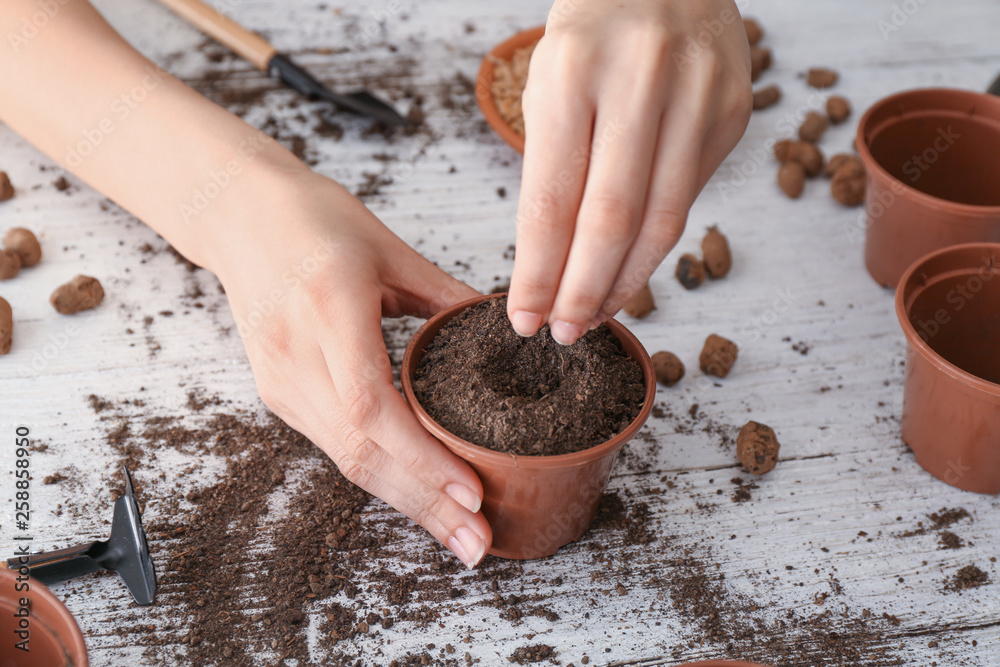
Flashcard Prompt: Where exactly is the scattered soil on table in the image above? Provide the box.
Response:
[43,472,68,485]
[413,296,645,456]
[943,564,990,593]
[508,644,556,664]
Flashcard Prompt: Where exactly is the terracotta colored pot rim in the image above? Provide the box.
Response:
[475,25,545,155]
[896,241,1000,397]
[401,293,656,468]
[856,87,1000,214]
[0,567,89,666]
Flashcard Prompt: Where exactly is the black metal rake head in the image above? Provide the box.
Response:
[7,466,156,606]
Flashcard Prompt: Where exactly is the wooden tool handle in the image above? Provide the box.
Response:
[156,0,277,70]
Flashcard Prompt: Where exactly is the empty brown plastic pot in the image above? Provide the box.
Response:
[475,25,545,154]
[401,293,655,559]
[896,242,1000,494]
[0,567,89,666]
[856,88,1000,288]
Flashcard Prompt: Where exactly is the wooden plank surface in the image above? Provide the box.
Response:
[1,0,998,665]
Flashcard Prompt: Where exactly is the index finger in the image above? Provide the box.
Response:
[506,47,594,337]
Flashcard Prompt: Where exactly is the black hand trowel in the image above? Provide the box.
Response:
[7,466,157,606]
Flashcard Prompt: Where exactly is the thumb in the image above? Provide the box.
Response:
[386,245,481,318]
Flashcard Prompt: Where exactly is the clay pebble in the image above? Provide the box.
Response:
[699,334,738,378]
[50,275,104,314]
[737,420,781,475]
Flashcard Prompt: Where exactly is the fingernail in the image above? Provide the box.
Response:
[448,526,486,570]
[509,310,543,337]
[445,483,482,514]
[550,320,583,345]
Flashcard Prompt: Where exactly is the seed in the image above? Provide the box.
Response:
[623,283,655,319]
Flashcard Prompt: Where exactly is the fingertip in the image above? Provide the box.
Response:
[550,320,584,346]
[509,309,543,337]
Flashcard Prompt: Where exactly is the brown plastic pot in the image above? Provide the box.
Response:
[0,566,88,666]
[896,242,1000,494]
[401,293,655,559]
[856,88,1000,288]
[475,25,545,155]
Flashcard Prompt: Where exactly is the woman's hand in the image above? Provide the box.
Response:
[212,170,492,569]
[507,0,752,343]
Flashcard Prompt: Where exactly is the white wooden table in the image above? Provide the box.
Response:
[2,0,998,665]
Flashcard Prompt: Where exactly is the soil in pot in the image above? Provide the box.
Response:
[412,296,645,456]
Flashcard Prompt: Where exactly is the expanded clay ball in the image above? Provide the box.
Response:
[750,46,772,82]
[752,85,781,110]
[737,421,780,475]
[798,111,828,143]
[831,161,866,207]
[743,18,764,45]
[826,95,852,124]
[0,249,21,280]
[778,162,806,199]
[50,275,104,314]
[675,254,705,290]
[699,334,738,378]
[824,153,862,178]
[0,172,13,202]
[701,226,732,279]
[775,140,824,177]
[652,351,685,387]
[3,228,41,267]
[0,296,11,355]
[623,283,655,319]
[806,67,838,88]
